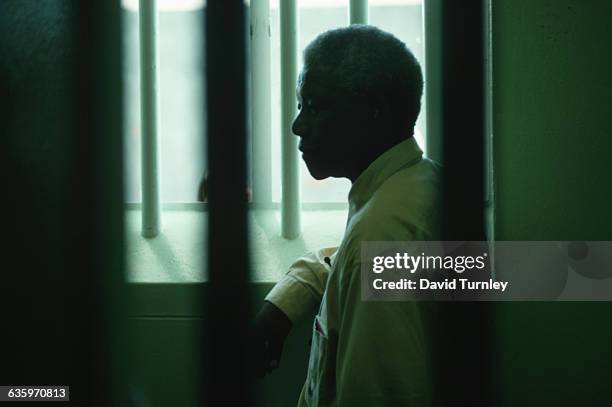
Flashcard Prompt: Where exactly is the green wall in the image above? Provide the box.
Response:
[493,0,612,240]
[127,284,314,407]
[492,1,612,405]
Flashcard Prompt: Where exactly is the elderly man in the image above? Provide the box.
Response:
[253,25,441,406]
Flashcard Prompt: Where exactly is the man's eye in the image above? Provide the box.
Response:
[297,99,321,115]
[306,100,319,114]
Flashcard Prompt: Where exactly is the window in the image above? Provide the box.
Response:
[122,0,426,205]
[122,0,206,203]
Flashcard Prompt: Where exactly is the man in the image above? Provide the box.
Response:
[252,25,442,406]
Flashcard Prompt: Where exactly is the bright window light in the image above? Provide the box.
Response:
[122,0,205,12]
[122,2,206,203]
[123,0,426,204]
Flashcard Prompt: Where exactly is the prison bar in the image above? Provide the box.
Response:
[280,0,301,238]
[73,0,127,404]
[434,1,493,406]
[139,0,162,238]
[251,0,273,204]
[204,0,252,405]
[441,3,486,238]
[350,0,369,25]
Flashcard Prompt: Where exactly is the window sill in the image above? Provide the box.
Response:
[125,206,347,284]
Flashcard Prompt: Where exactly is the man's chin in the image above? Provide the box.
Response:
[309,172,330,180]
[305,165,330,180]
[303,160,331,180]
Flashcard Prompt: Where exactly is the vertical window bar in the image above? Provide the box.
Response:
[349,0,369,25]
[251,0,273,205]
[204,0,252,405]
[139,0,161,238]
[280,0,301,238]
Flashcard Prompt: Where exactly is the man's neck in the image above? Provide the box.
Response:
[347,135,411,183]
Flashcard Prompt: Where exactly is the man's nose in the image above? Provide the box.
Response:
[292,112,306,137]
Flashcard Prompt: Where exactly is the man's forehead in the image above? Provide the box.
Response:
[297,68,321,91]
[297,67,343,97]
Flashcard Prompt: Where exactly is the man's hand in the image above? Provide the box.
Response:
[249,301,293,378]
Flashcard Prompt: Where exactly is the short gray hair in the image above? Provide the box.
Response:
[303,24,423,131]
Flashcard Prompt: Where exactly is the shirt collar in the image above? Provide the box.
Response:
[347,137,423,216]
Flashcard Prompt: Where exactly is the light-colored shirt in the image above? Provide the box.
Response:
[266,137,442,406]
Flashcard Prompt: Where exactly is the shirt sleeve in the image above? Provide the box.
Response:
[264,247,338,324]
[335,258,433,407]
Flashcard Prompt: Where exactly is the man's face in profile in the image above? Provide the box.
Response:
[292,68,368,180]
